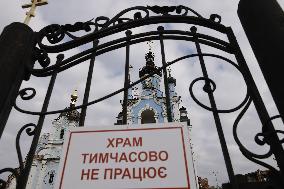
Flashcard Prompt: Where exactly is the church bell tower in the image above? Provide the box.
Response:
[116,45,190,125]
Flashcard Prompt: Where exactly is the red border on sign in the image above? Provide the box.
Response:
[59,127,191,189]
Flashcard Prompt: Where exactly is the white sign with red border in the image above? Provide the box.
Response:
[55,123,197,189]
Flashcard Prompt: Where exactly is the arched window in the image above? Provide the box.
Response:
[60,129,64,139]
[49,172,54,183]
[141,109,156,124]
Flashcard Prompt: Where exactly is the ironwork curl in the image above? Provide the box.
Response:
[255,115,284,146]
[147,5,203,17]
[104,6,150,27]
[94,16,110,28]
[189,76,250,114]
[189,77,216,107]
[254,132,268,146]
[34,47,50,68]
[16,123,36,172]
[43,24,65,44]
[18,88,36,101]
[38,20,94,46]
[232,98,278,172]
[177,52,250,113]
[63,19,93,33]
[0,168,18,189]
[210,14,222,23]
[0,123,35,189]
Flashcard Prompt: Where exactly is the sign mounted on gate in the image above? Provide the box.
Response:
[55,123,197,189]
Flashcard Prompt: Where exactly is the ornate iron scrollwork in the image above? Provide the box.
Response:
[16,124,36,172]
[18,88,36,101]
[233,98,277,171]
[184,52,284,176]
[34,5,220,71]
[34,47,50,68]
[0,123,36,189]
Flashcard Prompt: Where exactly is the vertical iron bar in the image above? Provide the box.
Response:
[226,27,284,179]
[238,0,284,123]
[158,26,173,122]
[16,55,61,189]
[191,26,238,189]
[79,40,99,126]
[122,30,132,124]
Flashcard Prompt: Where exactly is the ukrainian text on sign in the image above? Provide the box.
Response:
[56,123,196,189]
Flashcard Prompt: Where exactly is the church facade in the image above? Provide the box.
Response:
[6,49,190,189]
[115,50,190,126]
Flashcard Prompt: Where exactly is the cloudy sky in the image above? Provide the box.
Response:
[1,0,284,187]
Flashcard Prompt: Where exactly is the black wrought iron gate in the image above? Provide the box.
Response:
[0,5,283,189]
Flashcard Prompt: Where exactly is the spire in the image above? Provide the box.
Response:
[55,89,80,122]
[70,89,78,108]
[128,65,133,81]
[147,41,153,51]
[168,67,172,77]
[145,41,155,67]
[139,41,162,78]
[179,106,190,126]
[145,51,155,67]
[66,89,80,122]
[167,67,176,86]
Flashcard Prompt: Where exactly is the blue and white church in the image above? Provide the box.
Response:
[6,48,190,189]
[6,91,80,189]
[115,49,190,125]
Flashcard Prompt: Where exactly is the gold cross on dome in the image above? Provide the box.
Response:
[22,0,48,25]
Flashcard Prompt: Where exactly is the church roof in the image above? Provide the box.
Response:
[139,51,162,78]
[168,75,176,85]
[61,108,80,122]
[179,106,187,111]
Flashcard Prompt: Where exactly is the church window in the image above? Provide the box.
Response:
[60,129,64,139]
[49,172,54,183]
[141,109,156,124]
